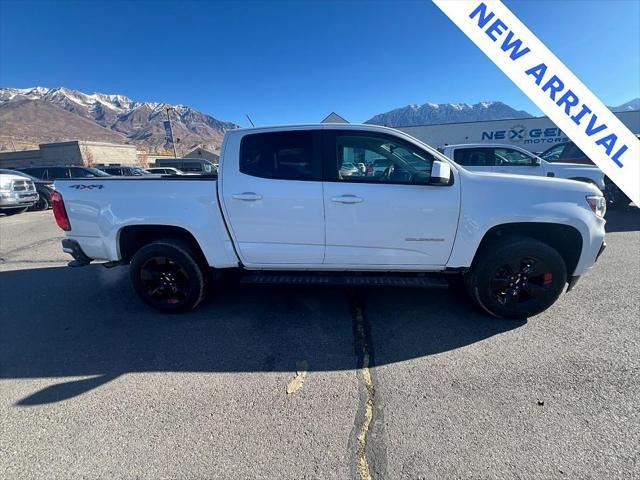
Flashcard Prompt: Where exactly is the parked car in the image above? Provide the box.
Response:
[371,158,392,176]
[153,158,216,175]
[52,124,606,319]
[146,167,185,175]
[0,172,39,215]
[96,165,153,176]
[338,162,359,177]
[442,144,605,191]
[0,169,52,210]
[539,141,631,209]
[17,166,111,181]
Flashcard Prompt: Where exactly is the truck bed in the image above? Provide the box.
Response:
[54,176,239,268]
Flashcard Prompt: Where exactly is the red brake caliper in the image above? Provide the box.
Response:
[543,273,553,285]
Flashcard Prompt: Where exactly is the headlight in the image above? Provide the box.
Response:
[0,179,12,191]
[586,195,606,218]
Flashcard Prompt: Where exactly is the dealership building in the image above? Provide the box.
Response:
[0,140,139,169]
[395,110,640,152]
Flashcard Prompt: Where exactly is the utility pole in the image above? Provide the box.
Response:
[165,107,178,159]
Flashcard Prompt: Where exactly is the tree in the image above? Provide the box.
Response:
[81,145,95,166]
[137,149,149,167]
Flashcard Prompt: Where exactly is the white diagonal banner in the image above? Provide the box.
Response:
[433,0,639,205]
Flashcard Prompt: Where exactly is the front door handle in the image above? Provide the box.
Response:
[232,192,263,201]
[331,195,363,204]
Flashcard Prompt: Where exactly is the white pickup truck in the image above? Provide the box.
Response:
[441,143,605,190]
[52,124,607,319]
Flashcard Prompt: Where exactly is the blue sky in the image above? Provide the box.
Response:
[1,0,638,126]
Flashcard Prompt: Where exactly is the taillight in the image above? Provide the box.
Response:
[50,190,71,231]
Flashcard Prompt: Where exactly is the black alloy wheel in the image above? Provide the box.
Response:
[490,256,555,310]
[139,257,191,307]
[130,239,207,312]
[465,236,567,319]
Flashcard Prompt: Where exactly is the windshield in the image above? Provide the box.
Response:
[85,167,111,177]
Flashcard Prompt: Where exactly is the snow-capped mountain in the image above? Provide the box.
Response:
[365,101,533,127]
[365,97,640,127]
[0,87,238,153]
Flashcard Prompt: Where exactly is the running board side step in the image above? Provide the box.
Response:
[239,272,449,288]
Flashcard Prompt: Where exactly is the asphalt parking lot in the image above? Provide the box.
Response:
[1,209,639,479]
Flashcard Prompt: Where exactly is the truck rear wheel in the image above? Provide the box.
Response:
[465,237,567,319]
[130,239,207,313]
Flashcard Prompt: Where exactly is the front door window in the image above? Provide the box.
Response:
[334,133,433,184]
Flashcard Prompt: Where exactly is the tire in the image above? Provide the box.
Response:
[446,273,466,292]
[1,207,28,216]
[465,236,567,319]
[30,196,50,211]
[604,183,629,210]
[129,239,207,313]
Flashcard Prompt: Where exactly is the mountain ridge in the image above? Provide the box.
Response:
[364,101,533,127]
[1,87,638,151]
[365,98,640,127]
[0,86,239,153]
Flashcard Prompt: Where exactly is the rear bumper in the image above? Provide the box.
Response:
[62,239,93,266]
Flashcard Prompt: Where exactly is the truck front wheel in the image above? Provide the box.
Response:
[465,237,567,319]
[130,239,207,313]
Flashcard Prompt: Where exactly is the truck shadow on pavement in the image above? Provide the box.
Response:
[1,265,523,406]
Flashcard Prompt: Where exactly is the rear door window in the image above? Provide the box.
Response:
[493,148,534,166]
[181,162,203,173]
[70,168,90,178]
[240,131,320,181]
[562,143,587,160]
[49,167,71,179]
[540,144,565,162]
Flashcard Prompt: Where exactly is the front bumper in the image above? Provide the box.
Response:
[567,241,606,292]
[0,191,39,207]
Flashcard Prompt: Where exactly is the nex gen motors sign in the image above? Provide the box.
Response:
[481,124,568,146]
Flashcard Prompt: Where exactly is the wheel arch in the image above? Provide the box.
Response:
[568,176,597,186]
[118,224,208,266]
[472,222,583,278]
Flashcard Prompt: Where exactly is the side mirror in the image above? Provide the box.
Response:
[533,156,541,166]
[430,160,452,185]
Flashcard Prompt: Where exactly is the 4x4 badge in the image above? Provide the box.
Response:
[69,184,104,190]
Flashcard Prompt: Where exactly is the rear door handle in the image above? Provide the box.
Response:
[331,195,363,204]
[232,192,263,201]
